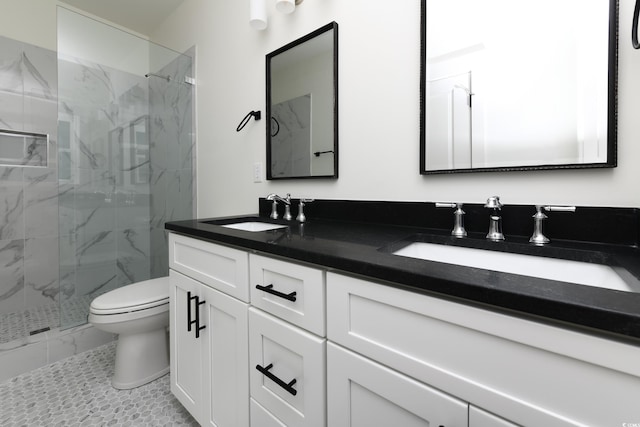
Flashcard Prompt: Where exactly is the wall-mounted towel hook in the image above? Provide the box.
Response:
[633,0,640,49]
[236,110,261,132]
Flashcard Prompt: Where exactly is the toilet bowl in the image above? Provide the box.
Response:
[89,276,170,389]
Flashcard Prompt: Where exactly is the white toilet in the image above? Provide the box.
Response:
[88,276,170,389]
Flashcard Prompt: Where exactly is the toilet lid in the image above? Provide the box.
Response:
[90,276,169,314]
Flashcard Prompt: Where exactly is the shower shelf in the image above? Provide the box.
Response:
[0,128,48,167]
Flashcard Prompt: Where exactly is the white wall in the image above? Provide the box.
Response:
[9,0,640,218]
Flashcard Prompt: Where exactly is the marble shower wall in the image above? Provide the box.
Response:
[0,35,59,338]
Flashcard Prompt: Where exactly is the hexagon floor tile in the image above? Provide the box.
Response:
[0,342,199,426]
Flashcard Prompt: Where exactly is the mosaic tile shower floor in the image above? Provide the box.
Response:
[0,342,198,426]
[0,295,95,345]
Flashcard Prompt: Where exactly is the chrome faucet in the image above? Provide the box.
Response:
[484,196,504,241]
[435,202,467,238]
[266,193,291,220]
[296,198,314,223]
[529,205,576,245]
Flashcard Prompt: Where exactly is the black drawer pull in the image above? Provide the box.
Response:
[255,363,298,396]
[255,284,297,302]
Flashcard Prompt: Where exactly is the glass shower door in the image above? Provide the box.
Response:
[57,8,194,329]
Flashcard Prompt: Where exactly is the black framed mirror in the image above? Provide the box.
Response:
[266,22,338,180]
[420,0,618,174]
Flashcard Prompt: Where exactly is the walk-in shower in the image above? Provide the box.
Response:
[0,7,195,367]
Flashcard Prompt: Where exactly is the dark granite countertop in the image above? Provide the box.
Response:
[166,210,640,344]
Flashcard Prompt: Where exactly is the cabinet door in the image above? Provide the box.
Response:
[200,284,249,427]
[249,308,326,427]
[169,270,204,423]
[470,406,519,427]
[327,342,468,427]
[250,398,287,427]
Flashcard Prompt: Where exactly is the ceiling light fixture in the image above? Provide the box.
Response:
[250,0,304,31]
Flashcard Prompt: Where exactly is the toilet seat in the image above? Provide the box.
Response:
[90,277,169,315]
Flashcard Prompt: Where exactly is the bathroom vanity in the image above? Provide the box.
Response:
[166,199,640,426]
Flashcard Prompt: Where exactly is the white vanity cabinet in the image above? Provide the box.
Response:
[168,231,640,426]
[169,234,250,427]
[326,272,640,427]
[327,341,468,427]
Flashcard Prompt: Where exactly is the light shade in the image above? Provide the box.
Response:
[250,0,267,30]
[275,0,295,14]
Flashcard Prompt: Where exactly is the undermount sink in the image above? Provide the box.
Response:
[392,242,640,292]
[221,222,287,232]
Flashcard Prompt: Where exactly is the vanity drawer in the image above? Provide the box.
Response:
[169,233,250,302]
[249,308,326,427]
[250,254,326,336]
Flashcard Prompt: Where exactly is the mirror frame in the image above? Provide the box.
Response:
[419,0,618,175]
[266,22,339,180]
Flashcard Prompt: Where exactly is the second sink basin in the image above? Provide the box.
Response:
[392,242,639,292]
[221,222,287,232]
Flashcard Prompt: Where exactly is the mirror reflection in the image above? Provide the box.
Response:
[267,22,338,179]
[420,0,617,174]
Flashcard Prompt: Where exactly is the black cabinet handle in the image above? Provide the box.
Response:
[255,363,297,396]
[187,291,195,332]
[255,284,297,302]
[187,291,206,338]
[634,0,640,49]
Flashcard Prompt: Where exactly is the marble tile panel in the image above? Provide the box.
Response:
[0,339,47,384]
[116,227,151,286]
[149,167,168,229]
[0,239,24,315]
[47,324,115,364]
[0,36,23,94]
[75,261,118,298]
[116,191,150,230]
[58,183,76,238]
[24,179,58,238]
[0,168,24,240]
[21,42,57,101]
[0,92,24,131]
[24,237,59,309]
[165,169,194,222]
[23,95,57,142]
[76,228,116,270]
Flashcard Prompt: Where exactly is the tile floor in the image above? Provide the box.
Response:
[0,295,95,344]
[0,342,198,426]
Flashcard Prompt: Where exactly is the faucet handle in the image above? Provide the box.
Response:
[436,202,467,238]
[296,198,314,223]
[541,205,576,213]
[529,205,576,245]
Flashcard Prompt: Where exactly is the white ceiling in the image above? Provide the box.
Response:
[58,0,186,36]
